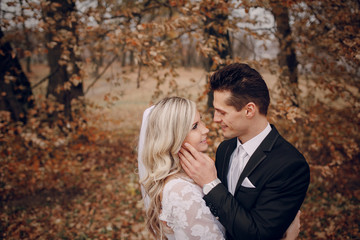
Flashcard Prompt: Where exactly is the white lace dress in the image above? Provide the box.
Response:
[159,177,225,240]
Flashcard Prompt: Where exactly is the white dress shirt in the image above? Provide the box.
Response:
[227,123,272,195]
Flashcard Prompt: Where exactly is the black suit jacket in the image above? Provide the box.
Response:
[204,125,310,240]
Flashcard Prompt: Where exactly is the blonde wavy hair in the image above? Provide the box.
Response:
[141,97,196,239]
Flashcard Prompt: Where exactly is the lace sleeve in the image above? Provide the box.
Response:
[159,178,225,240]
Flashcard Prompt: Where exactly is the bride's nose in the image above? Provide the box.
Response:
[200,122,209,134]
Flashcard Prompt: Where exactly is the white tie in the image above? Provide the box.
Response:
[228,145,248,195]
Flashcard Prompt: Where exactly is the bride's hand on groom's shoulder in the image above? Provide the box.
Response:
[179,143,217,187]
[282,210,301,240]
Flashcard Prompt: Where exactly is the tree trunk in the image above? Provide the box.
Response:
[0,29,34,123]
[43,0,83,120]
[20,0,32,73]
[270,1,299,105]
[121,51,127,67]
[200,1,232,109]
[129,50,134,67]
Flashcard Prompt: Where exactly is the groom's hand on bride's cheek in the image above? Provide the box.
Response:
[179,143,203,185]
[179,145,193,177]
[179,143,217,187]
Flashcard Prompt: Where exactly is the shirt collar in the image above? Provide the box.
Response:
[237,123,272,157]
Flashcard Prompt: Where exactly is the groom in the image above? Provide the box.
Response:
[180,63,310,240]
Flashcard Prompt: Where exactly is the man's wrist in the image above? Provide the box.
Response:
[203,178,221,195]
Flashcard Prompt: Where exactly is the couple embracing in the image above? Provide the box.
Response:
[138,63,310,240]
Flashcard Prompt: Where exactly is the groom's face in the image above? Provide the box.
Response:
[213,90,249,140]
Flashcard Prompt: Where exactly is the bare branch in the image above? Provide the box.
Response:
[84,55,118,95]
[32,66,60,89]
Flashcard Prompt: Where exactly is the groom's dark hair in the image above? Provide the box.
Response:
[210,63,270,115]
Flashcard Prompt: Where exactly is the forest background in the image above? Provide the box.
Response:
[0,0,359,239]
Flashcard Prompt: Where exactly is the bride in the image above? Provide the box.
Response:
[138,97,300,240]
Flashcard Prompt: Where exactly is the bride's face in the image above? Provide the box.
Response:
[183,110,209,152]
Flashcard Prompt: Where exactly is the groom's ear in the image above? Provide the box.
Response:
[245,102,256,118]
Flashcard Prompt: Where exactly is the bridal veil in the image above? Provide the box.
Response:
[137,105,154,209]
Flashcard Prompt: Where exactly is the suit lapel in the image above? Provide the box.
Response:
[234,125,280,193]
[219,138,237,188]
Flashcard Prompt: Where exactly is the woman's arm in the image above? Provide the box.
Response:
[160,178,225,240]
[282,211,301,240]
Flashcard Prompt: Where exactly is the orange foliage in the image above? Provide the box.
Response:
[0,99,152,239]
